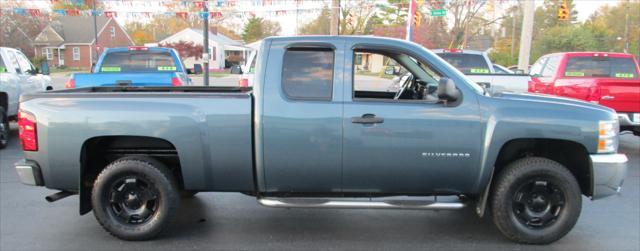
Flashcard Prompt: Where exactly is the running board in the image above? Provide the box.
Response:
[258,196,466,210]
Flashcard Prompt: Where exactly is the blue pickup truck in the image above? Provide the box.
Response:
[66,46,191,88]
[15,36,627,244]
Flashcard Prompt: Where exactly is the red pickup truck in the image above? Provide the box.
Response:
[529,52,640,136]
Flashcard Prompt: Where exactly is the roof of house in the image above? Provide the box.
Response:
[160,28,243,47]
[34,16,111,46]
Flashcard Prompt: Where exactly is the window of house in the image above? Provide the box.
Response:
[110,26,116,39]
[282,48,334,100]
[42,48,53,60]
[73,47,81,61]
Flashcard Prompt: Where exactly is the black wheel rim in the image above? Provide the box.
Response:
[512,178,566,229]
[106,175,160,225]
[0,121,8,146]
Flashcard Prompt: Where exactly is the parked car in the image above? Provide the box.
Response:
[65,46,191,88]
[16,36,627,244]
[432,49,531,93]
[0,47,52,149]
[529,52,640,136]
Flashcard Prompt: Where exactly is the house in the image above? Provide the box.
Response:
[32,16,134,70]
[158,28,249,70]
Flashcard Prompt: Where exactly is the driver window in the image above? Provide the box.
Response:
[353,50,441,102]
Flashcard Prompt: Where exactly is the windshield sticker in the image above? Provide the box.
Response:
[101,66,121,72]
[0,67,6,73]
[157,66,177,71]
[565,71,585,77]
[470,68,490,74]
[615,73,634,78]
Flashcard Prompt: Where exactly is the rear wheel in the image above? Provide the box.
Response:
[0,109,9,149]
[91,156,179,240]
[491,157,582,244]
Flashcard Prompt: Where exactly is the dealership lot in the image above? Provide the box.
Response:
[1,122,638,250]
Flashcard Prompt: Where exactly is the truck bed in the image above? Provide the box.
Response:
[19,86,255,192]
[21,86,253,101]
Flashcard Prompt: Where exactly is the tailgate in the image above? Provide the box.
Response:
[73,73,176,87]
[596,79,640,112]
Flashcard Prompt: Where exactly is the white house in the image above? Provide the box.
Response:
[158,28,249,70]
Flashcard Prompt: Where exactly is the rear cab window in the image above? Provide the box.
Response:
[563,55,639,79]
[436,53,491,74]
[282,48,334,100]
[99,50,178,73]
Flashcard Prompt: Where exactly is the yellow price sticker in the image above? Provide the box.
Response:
[565,71,585,77]
[615,73,634,78]
[101,66,121,72]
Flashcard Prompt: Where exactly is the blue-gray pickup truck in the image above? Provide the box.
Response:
[15,36,627,244]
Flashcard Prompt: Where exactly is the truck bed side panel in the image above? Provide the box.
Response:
[20,93,254,192]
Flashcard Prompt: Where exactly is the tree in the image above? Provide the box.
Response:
[585,1,640,58]
[241,17,281,43]
[159,41,203,60]
[0,1,48,59]
[298,6,331,35]
[339,0,378,35]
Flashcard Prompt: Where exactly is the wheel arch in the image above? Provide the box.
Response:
[476,138,591,217]
[79,135,184,215]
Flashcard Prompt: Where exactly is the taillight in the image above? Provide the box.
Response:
[527,80,534,92]
[171,77,183,86]
[65,78,75,89]
[239,78,249,87]
[586,85,601,104]
[18,110,37,151]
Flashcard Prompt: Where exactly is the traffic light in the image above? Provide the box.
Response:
[414,12,422,27]
[558,0,569,21]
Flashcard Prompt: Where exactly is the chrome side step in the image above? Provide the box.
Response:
[258,196,465,210]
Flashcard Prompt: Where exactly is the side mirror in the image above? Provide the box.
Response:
[186,69,194,74]
[230,65,243,74]
[437,77,460,103]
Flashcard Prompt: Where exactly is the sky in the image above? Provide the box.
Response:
[6,0,626,36]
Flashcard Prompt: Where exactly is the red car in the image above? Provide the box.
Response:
[529,52,640,136]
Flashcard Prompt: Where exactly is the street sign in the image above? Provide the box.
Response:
[431,9,446,17]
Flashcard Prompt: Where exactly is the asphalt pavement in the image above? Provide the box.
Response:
[1,122,638,250]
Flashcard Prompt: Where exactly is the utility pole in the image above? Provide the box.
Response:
[330,0,339,35]
[517,0,534,73]
[510,10,516,57]
[203,0,209,86]
[92,0,99,68]
[406,0,416,41]
[623,0,629,53]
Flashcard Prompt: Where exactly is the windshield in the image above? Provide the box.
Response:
[436,53,491,74]
[564,56,638,78]
[99,51,177,73]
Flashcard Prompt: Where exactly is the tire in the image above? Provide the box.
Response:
[91,156,179,241]
[180,191,198,198]
[0,109,9,149]
[491,157,582,244]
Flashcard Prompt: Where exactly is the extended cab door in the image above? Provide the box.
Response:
[259,39,345,193]
[341,44,482,194]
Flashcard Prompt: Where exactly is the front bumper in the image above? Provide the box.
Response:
[591,154,628,200]
[618,113,640,127]
[14,159,44,186]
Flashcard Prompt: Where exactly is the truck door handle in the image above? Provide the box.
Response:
[601,95,615,100]
[352,114,384,124]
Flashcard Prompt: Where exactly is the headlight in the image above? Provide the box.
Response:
[597,120,619,153]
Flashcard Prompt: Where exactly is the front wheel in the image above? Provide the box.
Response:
[491,157,582,244]
[91,156,179,240]
[0,109,9,149]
